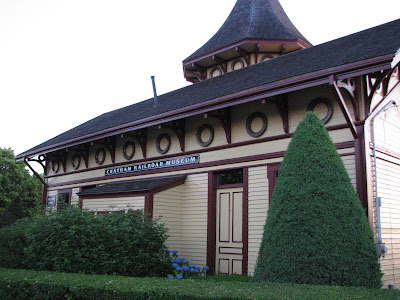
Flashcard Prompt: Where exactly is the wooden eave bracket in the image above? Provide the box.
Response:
[96,136,116,164]
[337,78,360,121]
[124,128,148,158]
[212,55,227,73]
[366,65,400,114]
[268,95,289,133]
[190,63,207,81]
[330,75,358,139]
[204,107,232,144]
[158,119,186,152]
[49,150,67,173]
[26,154,46,175]
[24,156,46,185]
[236,47,251,66]
[255,44,260,64]
[72,143,90,168]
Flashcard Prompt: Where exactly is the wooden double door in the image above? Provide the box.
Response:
[215,187,243,275]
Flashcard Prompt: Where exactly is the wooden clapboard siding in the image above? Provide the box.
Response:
[367,99,400,287]
[153,185,184,251]
[71,188,80,206]
[180,173,208,266]
[82,196,144,212]
[247,166,269,275]
[341,155,356,189]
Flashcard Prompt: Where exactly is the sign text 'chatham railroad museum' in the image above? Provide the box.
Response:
[105,154,200,176]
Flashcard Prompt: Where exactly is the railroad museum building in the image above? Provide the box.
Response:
[17,0,400,288]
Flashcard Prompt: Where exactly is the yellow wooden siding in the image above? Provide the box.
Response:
[153,185,183,251]
[71,188,80,206]
[82,196,144,212]
[366,96,400,288]
[248,166,269,275]
[180,173,208,267]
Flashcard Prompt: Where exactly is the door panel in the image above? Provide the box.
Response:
[216,188,243,275]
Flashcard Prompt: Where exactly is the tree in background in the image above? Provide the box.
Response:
[253,112,382,288]
[0,148,42,227]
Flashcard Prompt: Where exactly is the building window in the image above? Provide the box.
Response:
[57,191,71,210]
[216,168,243,186]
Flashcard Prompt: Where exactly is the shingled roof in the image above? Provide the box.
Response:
[78,175,187,196]
[184,0,311,63]
[16,19,400,159]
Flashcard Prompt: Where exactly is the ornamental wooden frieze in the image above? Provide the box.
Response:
[122,140,135,160]
[246,112,268,137]
[158,119,185,152]
[156,133,171,154]
[71,154,81,170]
[49,150,67,173]
[307,98,333,124]
[196,124,214,147]
[95,148,106,165]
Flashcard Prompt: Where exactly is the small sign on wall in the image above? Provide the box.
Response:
[47,196,56,207]
[105,154,200,176]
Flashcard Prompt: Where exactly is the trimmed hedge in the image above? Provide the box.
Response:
[0,207,168,277]
[253,112,382,288]
[0,268,399,300]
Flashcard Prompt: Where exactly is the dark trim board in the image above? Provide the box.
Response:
[47,141,355,188]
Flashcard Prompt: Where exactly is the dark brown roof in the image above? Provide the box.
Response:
[183,0,311,63]
[16,19,400,159]
[78,175,187,196]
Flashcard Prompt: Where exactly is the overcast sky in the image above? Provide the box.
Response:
[1,0,399,165]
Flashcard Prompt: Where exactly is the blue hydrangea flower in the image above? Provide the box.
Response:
[172,263,179,269]
[172,250,178,254]
[170,259,176,263]
[194,268,200,273]
[176,259,181,263]
[203,266,209,270]
[165,249,172,253]
[190,268,195,272]
[176,274,183,279]
[181,257,186,260]
[183,266,189,271]
[167,274,174,279]
[176,267,183,271]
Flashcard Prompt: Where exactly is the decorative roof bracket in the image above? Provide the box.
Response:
[212,55,228,73]
[204,107,232,144]
[73,143,90,168]
[27,154,47,175]
[24,157,46,185]
[268,94,289,134]
[191,63,207,81]
[96,136,116,164]
[123,128,148,158]
[337,78,359,121]
[158,119,186,152]
[330,75,358,139]
[236,47,251,66]
[366,65,400,114]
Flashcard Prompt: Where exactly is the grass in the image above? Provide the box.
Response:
[0,268,399,300]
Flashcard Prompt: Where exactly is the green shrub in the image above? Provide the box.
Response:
[0,219,30,269]
[1,268,399,300]
[253,112,382,288]
[0,207,168,277]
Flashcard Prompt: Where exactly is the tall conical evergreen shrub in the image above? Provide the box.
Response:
[253,112,381,288]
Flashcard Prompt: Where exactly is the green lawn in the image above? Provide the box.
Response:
[0,268,399,299]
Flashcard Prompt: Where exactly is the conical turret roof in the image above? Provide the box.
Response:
[184,0,311,64]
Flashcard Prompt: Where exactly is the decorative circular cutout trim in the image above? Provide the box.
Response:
[51,160,59,173]
[122,141,136,160]
[71,154,81,170]
[156,133,171,154]
[209,67,222,78]
[307,97,333,124]
[196,124,215,147]
[260,54,274,62]
[231,58,245,71]
[95,148,106,165]
[246,112,268,137]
